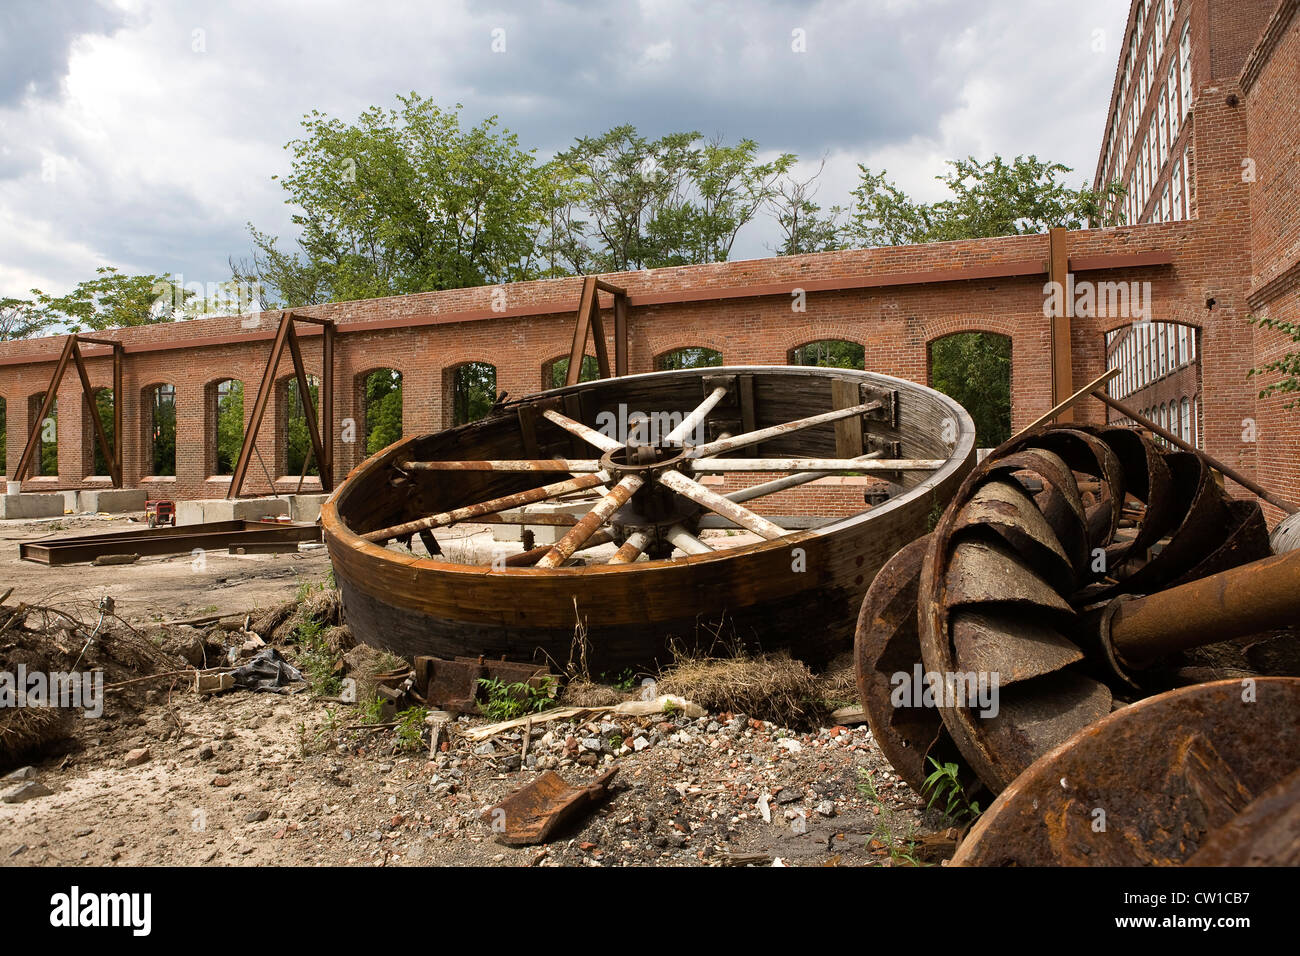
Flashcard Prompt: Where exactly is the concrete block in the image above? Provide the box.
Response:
[230,498,290,522]
[288,494,328,523]
[0,493,67,520]
[60,490,79,513]
[494,501,592,545]
[78,489,149,514]
[176,500,207,526]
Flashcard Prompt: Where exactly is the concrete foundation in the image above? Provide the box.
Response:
[78,489,149,514]
[176,497,292,525]
[491,501,592,545]
[289,494,328,524]
[0,493,67,520]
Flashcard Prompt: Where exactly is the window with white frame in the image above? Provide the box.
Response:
[1177,324,1188,365]
[1166,321,1177,369]
[1180,22,1192,117]
[1157,96,1168,165]
[1155,6,1165,58]
[1181,398,1190,442]
[1158,324,1168,376]
[1183,145,1193,216]
[1167,60,1180,139]
[1192,395,1199,447]
[1162,185,1172,222]
[1171,160,1182,218]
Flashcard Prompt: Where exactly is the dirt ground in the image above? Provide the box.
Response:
[0,514,942,868]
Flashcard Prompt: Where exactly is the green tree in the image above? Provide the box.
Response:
[91,389,115,476]
[656,347,722,370]
[364,370,403,454]
[929,333,1012,447]
[555,126,794,270]
[1248,314,1300,408]
[235,95,562,306]
[452,363,496,426]
[767,160,842,256]
[31,267,191,332]
[286,378,321,476]
[546,355,600,389]
[791,339,864,369]
[0,297,56,340]
[215,381,244,474]
[843,155,1126,248]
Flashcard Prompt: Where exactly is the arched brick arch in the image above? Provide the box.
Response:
[138,380,178,478]
[540,353,598,390]
[771,325,869,360]
[441,358,499,429]
[650,343,726,369]
[784,336,868,367]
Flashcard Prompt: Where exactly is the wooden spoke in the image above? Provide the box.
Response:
[362,473,607,543]
[541,409,621,453]
[666,524,712,554]
[607,523,712,564]
[725,451,884,504]
[505,531,615,567]
[400,459,602,473]
[536,475,645,568]
[656,470,786,540]
[666,385,729,444]
[608,530,651,564]
[687,400,882,459]
[691,457,946,473]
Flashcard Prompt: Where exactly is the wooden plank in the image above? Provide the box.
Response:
[566,277,597,386]
[13,334,76,480]
[831,379,865,458]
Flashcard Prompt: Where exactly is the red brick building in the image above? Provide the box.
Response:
[1,0,1296,523]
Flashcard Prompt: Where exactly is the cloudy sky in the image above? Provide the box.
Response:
[0,0,1129,299]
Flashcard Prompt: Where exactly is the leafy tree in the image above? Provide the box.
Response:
[791,339,864,369]
[546,355,600,389]
[286,378,321,476]
[215,381,244,474]
[929,333,1012,447]
[31,267,191,332]
[149,386,176,476]
[364,370,403,454]
[656,347,722,370]
[91,389,115,476]
[1248,314,1300,409]
[235,95,562,306]
[843,155,1126,248]
[555,126,794,270]
[452,363,496,425]
[0,297,56,340]
[767,159,842,256]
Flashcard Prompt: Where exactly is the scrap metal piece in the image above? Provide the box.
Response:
[414,656,553,714]
[482,767,618,845]
[19,520,321,565]
[949,610,1082,688]
[951,679,1300,866]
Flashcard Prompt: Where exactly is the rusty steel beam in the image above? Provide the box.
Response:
[1092,390,1299,515]
[228,312,293,499]
[12,334,77,481]
[1108,549,1300,668]
[566,277,600,385]
[613,291,629,377]
[362,473,607,543]
[69,340,120,487]
[1047,227,1074,420]
[1014,367,1119,440]
[284,318,329,490]
[19,520,321,565]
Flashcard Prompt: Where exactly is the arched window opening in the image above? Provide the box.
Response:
[449,362,497,426]
[789,339,865,369]
[28,394,57,476]
[147,385,176,476]
[543,355,599,389]
[655,347,722,371]
[928,332,1011,447]
[89,389,115,476]
[362,369,403,455]
[212,380,244,476]
[285,376,321,477]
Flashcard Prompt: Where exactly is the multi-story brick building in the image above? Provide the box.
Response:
[1,0,1297,523]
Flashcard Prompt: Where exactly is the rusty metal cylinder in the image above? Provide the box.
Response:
[1109,549,1300,667]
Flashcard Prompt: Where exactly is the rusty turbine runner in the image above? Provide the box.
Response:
[322,366,976,671]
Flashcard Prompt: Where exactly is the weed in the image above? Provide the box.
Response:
[477,676,556,721]
[293,615,341,697]
[922,758,982,822]
[857,768,923,866]
[395,706,428,752]
[601,668,638,691]
[354,694,384,724]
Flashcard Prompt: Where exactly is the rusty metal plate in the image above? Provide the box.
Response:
[1185,766,1300,866]
[943,538,1073,615]
[954,479,1075,595]
[481,767,618,845]
[854,536,969,795]
[950,609,1083,688]
[951,678,1300,866]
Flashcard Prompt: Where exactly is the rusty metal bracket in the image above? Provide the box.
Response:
[227,311,336,499]
[12,334,124,486]
[566,276,630,385]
